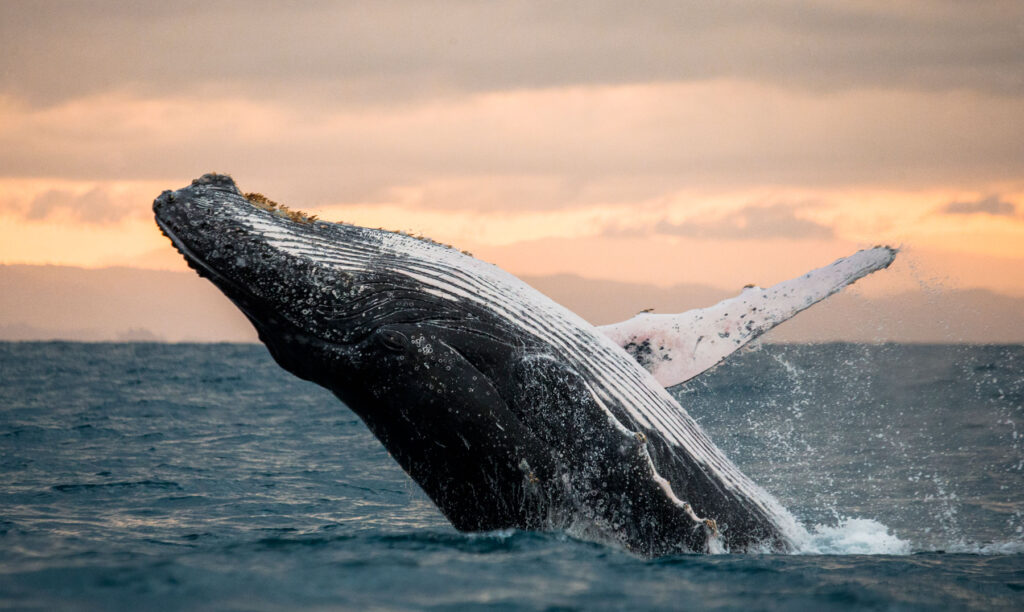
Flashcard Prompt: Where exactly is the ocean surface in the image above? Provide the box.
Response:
[1,342,1022,610]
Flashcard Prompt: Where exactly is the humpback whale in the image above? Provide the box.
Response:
[153,174,896,556]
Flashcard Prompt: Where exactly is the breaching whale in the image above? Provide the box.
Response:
[154,174,896,556]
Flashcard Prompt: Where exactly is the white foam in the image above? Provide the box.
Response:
[796,519,1024,556]
[798,518,911,555]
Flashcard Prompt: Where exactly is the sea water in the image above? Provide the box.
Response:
[1,342,1021,610]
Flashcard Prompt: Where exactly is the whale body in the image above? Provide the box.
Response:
[153,174,895,556]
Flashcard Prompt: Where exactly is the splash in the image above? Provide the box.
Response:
[800,518,911,555]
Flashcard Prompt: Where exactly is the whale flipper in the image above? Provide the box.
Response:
[599,246,898,388]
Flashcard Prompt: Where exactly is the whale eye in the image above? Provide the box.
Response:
[378,330,411,353]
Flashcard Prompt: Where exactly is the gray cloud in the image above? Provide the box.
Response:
[1,81,1020,205]
[1,2,1022,211]
[26,188,138,224]
[941,195,1017,216]
[1,1,1022,106]
[610,204,835,241]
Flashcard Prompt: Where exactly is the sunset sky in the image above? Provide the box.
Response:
[2,1,1022,299]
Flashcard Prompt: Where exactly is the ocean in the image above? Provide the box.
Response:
[1,342,1021,610]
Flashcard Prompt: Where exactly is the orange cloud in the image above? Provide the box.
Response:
[941,195,1018,217]
[0,80,1021,297]
[2,82,1022,198]
[4,176,1022,296]
[643,203,834,241]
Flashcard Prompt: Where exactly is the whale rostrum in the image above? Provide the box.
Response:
[153,174,896,556]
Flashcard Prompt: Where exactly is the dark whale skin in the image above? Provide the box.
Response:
[154,174,801,556]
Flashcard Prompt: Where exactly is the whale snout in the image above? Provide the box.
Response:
[152,189,175,218]
[152,188,186,239]
[152,174,246,246]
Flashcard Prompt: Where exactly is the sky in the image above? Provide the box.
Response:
[1,1,1023,299]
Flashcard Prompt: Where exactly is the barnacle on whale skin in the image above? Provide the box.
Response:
[244,192,319,225]
[237,179,471,253]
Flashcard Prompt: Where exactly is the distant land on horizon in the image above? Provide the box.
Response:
[2,264,1023,344]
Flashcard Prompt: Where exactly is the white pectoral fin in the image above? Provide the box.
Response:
[600,246,898,388]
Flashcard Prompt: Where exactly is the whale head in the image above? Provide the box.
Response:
[154,174,559,530]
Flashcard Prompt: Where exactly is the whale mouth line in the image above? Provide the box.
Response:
[154,214,260,310]
[155,215,222,283]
